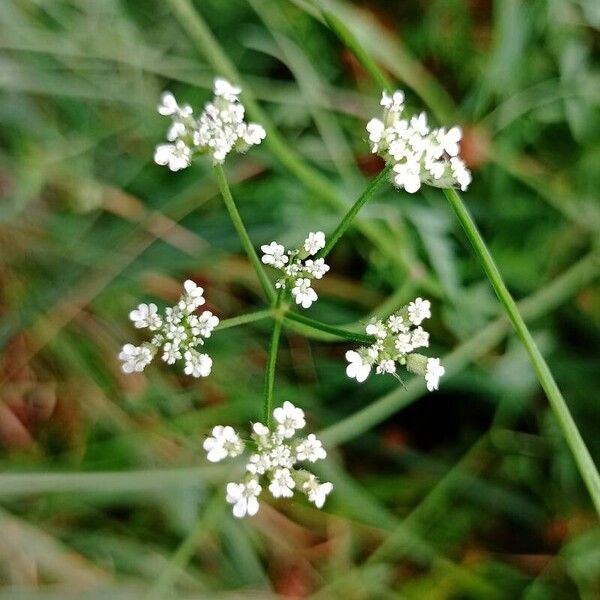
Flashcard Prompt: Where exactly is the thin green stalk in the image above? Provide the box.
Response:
[318,164,392,258]
[216,309,272,331]
[263,293,284,426]
[213,164,274,301]
[444,188,600,516]
[284,311,373,344]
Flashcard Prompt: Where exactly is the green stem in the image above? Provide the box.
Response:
[284,311,373,344]
[444,188,600,516]
[216,309,272,331]
[263,293,284,426]
[318,164,392,258]
[213,164,274,301]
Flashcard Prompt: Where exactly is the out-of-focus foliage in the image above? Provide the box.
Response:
[0,0,599,598]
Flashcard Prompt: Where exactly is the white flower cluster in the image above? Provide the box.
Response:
[118,280,219,378]
[154,78,266,171]
[261,231,330,309]
[203,401,332,518]
[366,90,471,193]
[346,297,445,391]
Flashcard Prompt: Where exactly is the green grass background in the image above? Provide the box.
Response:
[0,0,599,598]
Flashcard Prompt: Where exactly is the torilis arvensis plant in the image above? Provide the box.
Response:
[118,78,469,518]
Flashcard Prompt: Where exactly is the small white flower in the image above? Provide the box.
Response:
[180,279,205,310]
[393,160,422,194]
[303,231,326,256]
[387,314,408,334]
[425,357,445,392]
[129,303,162,330]
[162,341,181,365]
[261,242,288,269]
[302,474,333,509]
[183,350,212,378]
[246,452,272,475]
[154,141,191,172]
[376,359,396,375]
[273,401,306,438]
[345,350,371,383]
[411,326,429,349]
[193,311,219,338]
[242,123,266,146]
[269,443,294,469]
[118,344,154,373]
[226,479,261,518]
[292,278,318,309]
[303,258,329,279]
[394,333,413,355]
[407,297,431,325]
[213,78,242,102]
[203,425,244,463]
[296,434,326,462]
[366,321,387,339]
[439,126,462,157]
[268,468,295,498]
[366,118,385,145]
[158,91,192,117]
[450,157,472,191]
[410,112,430,136]
[381,90,405,112]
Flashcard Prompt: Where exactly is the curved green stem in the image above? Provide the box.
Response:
[213,164,274,301]
[284,311,373,344]
[444,188,600,516]
[318,164,392,258]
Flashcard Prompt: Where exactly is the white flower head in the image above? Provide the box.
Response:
[394,332,414,355]
[193,311,219,338]
[407,297,431,325]
[345,350,371,383]
[226,479,261,518]
[158,91,192,117]
[367,88,471,191]
[261,242,288,269]
[292,278,318,309]
[304,231,326,256]
[204,425,244,463]
[273,401,306,438]
[180,279,205,311]
[425,357,445,391]
[411,326,429,349]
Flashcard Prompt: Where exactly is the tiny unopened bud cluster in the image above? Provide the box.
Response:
[346,297,445,391]
[366,90,471,193]
[118,280,218,378]
[203,401,333,518]
[154,78,266,170]
[261,231,330,309]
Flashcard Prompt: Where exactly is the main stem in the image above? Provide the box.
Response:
[444,188,600,516]
[213,164,274,301]
[263,292,284,426]
[317,164,392,259]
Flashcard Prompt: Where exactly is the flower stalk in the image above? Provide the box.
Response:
[213,163,275,301]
